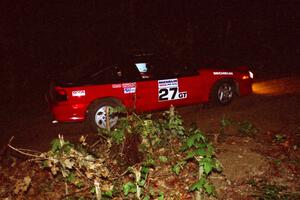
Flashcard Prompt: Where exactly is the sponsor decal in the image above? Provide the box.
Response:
[158,79,178,88]
[72,90,86,97]
[112,84,121,88]
[213,72,233,75]
[122,82,136,88]
[124,87,136,94]
[158,79,187,101]
[122,82,136,94]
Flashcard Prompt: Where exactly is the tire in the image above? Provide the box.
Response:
[87,98,122,132]
[211,80,235,105]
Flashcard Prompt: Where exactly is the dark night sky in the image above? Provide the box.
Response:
[2,1,299,64]
[1,1,300,103]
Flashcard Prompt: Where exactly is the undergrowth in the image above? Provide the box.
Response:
[8,106,222,199]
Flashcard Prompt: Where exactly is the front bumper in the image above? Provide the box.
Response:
[238,79,253,96]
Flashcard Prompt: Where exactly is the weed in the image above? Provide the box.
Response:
[158,156,168,163]
[219,116,234,134]
[219,117,258,137]
[174,128,222,198]
[238,121,258,136]
[250,181,298,200]
[273,134,286,143]
[257,184,287,200]
[123,165,149,199]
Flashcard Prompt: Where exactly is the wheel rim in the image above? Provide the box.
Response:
[94,106,118,129]
[217,83,233,104]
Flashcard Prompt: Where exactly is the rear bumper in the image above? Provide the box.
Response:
[51,104,86,122]
[46,93,86,122]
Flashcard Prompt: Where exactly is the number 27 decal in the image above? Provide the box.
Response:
[159,87,187,101]
[158,79,187,101]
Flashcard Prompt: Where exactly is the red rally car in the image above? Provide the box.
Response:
[46,57,253,131]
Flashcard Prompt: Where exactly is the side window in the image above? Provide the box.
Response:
[121,63,142,82]
[150,62,182,79]
[111,66,124,83]
[134,63,152,79]
[151,67,173,79]
[88,66,123,85]
[150,62,198,80]
[135,63,148,73]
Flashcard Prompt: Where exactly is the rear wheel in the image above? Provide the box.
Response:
[87,99,122,132]
[211,80,235,105]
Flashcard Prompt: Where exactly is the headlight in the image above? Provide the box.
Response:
[249,71,254,79]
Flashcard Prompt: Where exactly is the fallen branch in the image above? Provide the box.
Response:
[91,134,109,148]
[8,136,43,159]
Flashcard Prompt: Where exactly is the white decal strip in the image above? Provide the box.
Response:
[158,79,178,88]
[112,84,121,88]
[72,90,86,97]
[213,72,233,75]
[122,82,136,88]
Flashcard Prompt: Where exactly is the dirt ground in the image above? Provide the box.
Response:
[1,75,300,199]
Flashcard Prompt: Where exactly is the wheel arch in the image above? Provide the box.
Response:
[85,97,123,116]
[210,78,239,97]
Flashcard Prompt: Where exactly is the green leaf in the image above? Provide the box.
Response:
[206,145,214,157]
[103,190,113,197]
[192,129,206,142]
[66,172,75,183]
[194,148,207,156]
[185,149,206,159]
[42,160,49,168]
[158,191,164,200]
[143,195,150,200]
[172,164,181,175]
[141,166,149,175]
[189,178,206,192]
[185,151,195,160]
[159,156,168,163]
[203,160,213,175]
[123,182,136,196]
[186,137,195,148]
[215,160,223,172]
[194,143,207,149]
[172,161,186,175]
[51,139,61,152]
[61,142,74,153]
[90,186,96,194]
[138,179,146,187]
[143,158,156,167]
[111,129,125,144]
[204,183,215,195]
[76,181,84,188]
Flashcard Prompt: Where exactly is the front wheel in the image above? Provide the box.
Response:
[211,80,235,105]
[87,99,122,132]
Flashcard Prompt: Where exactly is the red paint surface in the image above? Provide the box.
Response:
[47,67,253,123]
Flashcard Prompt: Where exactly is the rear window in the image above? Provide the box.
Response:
[56,59,104,84]
[81,63,142,85]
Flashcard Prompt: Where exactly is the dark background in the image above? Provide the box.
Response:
[1,0,300,107]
